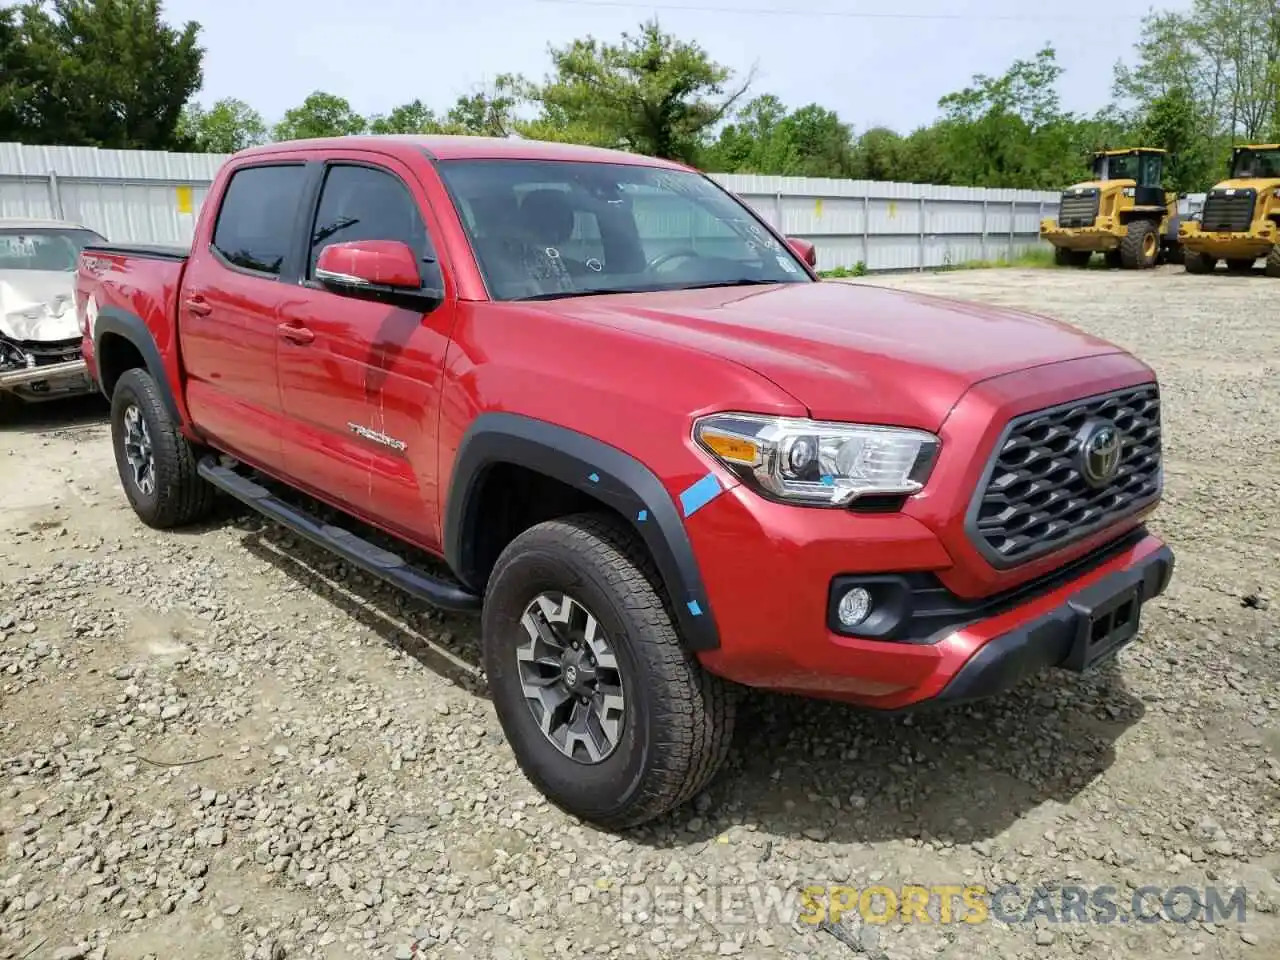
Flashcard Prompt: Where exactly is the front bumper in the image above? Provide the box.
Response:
[1040,220,1122,252]
[0,358,94,399]
[1178,222,1275,258]
[934,540,1174,703]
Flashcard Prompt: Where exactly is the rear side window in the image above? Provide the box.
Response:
[211,164,307,276]
[308,164,434,276]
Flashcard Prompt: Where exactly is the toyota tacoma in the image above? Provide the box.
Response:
[74,136,1175,828]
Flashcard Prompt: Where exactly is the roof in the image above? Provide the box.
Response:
[0,217,96,231]
[1095,147,1167,156]
[235,134,692,170]
[1235,143,1280,151]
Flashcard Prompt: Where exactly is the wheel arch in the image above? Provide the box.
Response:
[443,413,721,651]
[94,308,180,424]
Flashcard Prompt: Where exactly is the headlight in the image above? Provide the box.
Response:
[693,413,940,506]
[1122,187,1136,198]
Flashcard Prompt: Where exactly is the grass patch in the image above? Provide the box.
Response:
[818,262,868,278]
[937,248,1058,271]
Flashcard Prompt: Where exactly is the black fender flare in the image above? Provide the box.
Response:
[93,307,181,423]
[443,412,720,651]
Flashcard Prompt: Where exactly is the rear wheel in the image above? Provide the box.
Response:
[110,368,216,529]
[1267,244,1280,278]
[1053,247,1072,267]
[1120,220,1159,269]
[1184,252,1217,275]
[481,513,735,829]
[1226,258,1255,273]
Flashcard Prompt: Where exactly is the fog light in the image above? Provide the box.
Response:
[837,587,872,628]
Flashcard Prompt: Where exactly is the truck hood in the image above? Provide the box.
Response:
[0,270,78,341]
[543,281,1125,431]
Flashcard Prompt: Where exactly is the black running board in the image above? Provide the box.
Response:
[197,458,481,613]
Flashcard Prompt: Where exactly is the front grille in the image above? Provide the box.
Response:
[967,384,1162,568]
[1058,190,1100,227]
[17,337,82,367]
[1199,190,1256,232]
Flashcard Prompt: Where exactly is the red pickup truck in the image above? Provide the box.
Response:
[75,136,1174,828]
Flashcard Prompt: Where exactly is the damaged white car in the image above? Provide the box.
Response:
[1,218,106,407]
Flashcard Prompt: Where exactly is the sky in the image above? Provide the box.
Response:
[163,0,1195,132]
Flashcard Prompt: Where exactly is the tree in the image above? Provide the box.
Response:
[446,74,529,137]
[531,19,751,163]
[1136,85,1215,192]
[177,97,267,153]
[5,0,203,149]
[274,91,365,141]
[368,99,446,135]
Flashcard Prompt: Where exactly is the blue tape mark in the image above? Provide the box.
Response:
[679,472,723,518]
[687,600,703,616]
[820,475,835,486]
[588,472,600,483]
[636,509,648,522]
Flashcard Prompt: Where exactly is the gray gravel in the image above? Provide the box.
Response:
[2,264,1278,959]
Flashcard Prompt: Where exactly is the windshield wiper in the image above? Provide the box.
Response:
[678,279,783,290]
[516,287,658,302]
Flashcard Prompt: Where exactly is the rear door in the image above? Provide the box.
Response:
[180,160,311,471]
[275,153,459,550]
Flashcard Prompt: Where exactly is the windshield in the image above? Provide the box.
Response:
[1093,154,1141,182]
[0,228,104,272]
[1230,148,1280,179]
[436,159,811,301]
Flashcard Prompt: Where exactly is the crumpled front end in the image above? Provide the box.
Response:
[0,275,93,403]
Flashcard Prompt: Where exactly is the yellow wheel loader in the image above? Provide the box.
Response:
[1040,148,1182,270]
[1178,144,1280,276]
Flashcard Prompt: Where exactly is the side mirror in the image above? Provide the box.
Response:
[315,240,441,307]
[786,236,817,268]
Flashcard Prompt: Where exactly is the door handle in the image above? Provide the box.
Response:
[184,296,212,317]
[277,322,315,345]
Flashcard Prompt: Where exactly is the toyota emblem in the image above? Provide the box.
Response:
[1076,420,1123,487]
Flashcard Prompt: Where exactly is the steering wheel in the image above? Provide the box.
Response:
[647,248,701,273]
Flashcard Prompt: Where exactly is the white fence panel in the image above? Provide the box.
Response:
[5,141,1211,273]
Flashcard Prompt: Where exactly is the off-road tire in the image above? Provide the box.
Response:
[1184,252,1217,274]
[481,512,735,829]
[1120,219,1159,269]
[110,367,216,529]
[1052,247,1089,268]
[1105,250,1123,269]
[1267,244,1280,278]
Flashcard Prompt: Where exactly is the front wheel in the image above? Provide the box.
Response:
[1267,244,1280,278]
[110,367,216,529]
[481,513,735,829]
[1184,252,1217,275]
[1120,220,1159,269]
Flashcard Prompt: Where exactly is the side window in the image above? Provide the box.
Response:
[211,164,308,277]
[308,164,433,277]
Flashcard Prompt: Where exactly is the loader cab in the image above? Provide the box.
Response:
[1092,149,1167,208]
[1228,144,1280,181]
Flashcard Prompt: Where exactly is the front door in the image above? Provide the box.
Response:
[275,156,457,551]
[180,161,311,473]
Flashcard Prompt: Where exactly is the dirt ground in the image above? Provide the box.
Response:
[2,264,1278,960]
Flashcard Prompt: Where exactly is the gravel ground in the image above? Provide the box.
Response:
[2,264,1278,960]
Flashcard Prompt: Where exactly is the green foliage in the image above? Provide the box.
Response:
[2,0,202,149]
[178,98,267,153]
[818,263,867,278]
[530,19,751,163]
[274,91,366,141]
[368,100,446,135]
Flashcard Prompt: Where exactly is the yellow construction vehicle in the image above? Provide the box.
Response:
[1178,144,1280,276]
[1040,147,1182,269]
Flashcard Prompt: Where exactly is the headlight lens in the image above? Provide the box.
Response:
[693,413,940,506]
[1122,187,1136,198]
